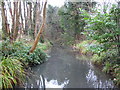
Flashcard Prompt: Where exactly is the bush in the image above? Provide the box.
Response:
[91,54,103,65]
[76,40,99,55]
[14,47,47,65]
[0,40,48,88]
[103,49,119,64]
[103,62,112,73]
[37,41,51,51]
[103,63,120,85]
[0,57,25,88]
[113,65,120,85]
[76,40,91,54]
[1,40,47,65]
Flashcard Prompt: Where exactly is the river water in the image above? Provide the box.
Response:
[24,45,116,89]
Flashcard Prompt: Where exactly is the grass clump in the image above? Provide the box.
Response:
[0,57,25,88]
[0,39,48,88]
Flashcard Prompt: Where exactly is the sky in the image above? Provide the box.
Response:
[48,0,118,7]
[48,0,65,7]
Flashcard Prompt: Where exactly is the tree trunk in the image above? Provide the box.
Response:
[34,2,38,38]
[13,2,19,41]
[24,2,28,35]
[29,1,47,53]
[1,2,9,39]
[20,1,24,38]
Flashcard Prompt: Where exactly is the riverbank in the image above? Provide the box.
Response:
[0,38,52,89]
[73,40,120,86]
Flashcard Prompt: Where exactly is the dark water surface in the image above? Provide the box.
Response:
[24,45,116,88]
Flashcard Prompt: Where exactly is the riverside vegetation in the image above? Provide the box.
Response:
[0,38,51,88]
[1,0,120,88]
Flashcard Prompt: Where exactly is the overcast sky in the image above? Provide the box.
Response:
[48,0,118,7]
[48,0,65,7]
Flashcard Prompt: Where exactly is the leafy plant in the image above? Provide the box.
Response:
[91,54,103,65]
[1,40,48,88]
[80,4,120,85]
[1,40,47,65]
[113,65,120,85]
[0,57,25,88]
[103,62,112,73]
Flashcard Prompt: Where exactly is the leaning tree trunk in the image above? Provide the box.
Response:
[29,1,47,53]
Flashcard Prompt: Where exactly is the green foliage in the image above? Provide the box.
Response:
[0,40,48,88]
[91,54,103,65]
[46,5,62,41]
[0,57,25,88]
[18,47,47,65]
[58,1,96,42]
[1,40,47,65]
[113,65,120,85]
[37,41,51,51]
[88,44,104,55]
[76,40,91,54]
[61,33,74,45]
[58,2,85,39]
[82,5,120,54]
[103,63,120,85]
[1,39,25,57]
[103,62,112,73]
[76,40,101,55]
[80,4,120,85]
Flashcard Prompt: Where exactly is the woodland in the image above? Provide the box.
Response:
[0,0,120,88]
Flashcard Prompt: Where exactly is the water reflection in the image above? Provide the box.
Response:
[86,69,115,88]
[45,78,69,88]
[24,76,69,88]
[24,46,117,88]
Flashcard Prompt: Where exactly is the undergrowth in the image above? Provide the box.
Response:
[0,57,25,88]
[0,39,48,88]
[76,40,120,85]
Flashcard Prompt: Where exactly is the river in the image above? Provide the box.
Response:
[24,44,116,89]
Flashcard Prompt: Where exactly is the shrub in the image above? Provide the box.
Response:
[0,57,25,88]
[37,41,51,51]
[0,40,48,88]
[103,49,119,64]
[91,54,103,65]
[76,40,92,54]
[103,63,120,85]
[103,62,112,73]
[1,40,47,65]
[16,47,47,65]
[113,65,120,85]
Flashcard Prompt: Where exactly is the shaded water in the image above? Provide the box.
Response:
[24,45,116,88]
